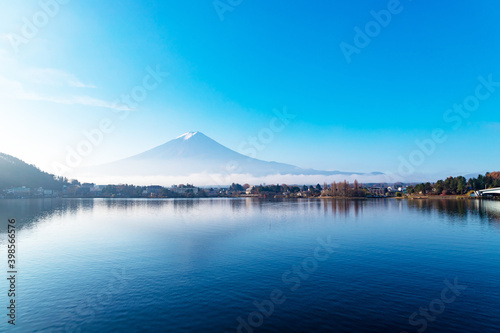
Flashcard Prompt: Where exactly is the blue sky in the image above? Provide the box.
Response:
[0,0,499,180]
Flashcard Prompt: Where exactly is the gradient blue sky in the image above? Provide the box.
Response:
[0,0,499,180]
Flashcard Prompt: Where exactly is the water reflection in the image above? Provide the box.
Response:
[406,198,500,226]
[1,198,499,234]
[1,197,500,332]
[326,198,365,217]
[0,199,68,232]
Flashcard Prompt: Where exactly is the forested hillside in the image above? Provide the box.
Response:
[0,153,68,190]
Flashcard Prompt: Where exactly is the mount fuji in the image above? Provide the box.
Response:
[77,132,385,185]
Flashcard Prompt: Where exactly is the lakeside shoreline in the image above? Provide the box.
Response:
[1,195,499,201]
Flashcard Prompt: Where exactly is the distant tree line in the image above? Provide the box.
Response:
[229,183,245,192]
[254,184,310,195]
[322,180,367,197]
[98,185,205,198]
[407,172,500,195]
[241,184,324,196]
[234,181,368,197]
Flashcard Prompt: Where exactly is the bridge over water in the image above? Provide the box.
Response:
[476,188,500,196]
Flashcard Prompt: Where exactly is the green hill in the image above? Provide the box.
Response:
[0,153,69,190]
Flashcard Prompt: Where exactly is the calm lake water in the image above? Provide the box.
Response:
[1,198,500,332]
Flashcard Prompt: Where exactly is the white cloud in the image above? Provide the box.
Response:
[0,75,27,97]
[0,49,132,111]
[69,80,97,89]
[0,74,131,111]
[24,67,96,88]
[74,171,397,187]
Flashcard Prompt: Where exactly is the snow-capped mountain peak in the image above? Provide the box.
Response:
[80,132,386,185]
[176,131,199,140]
